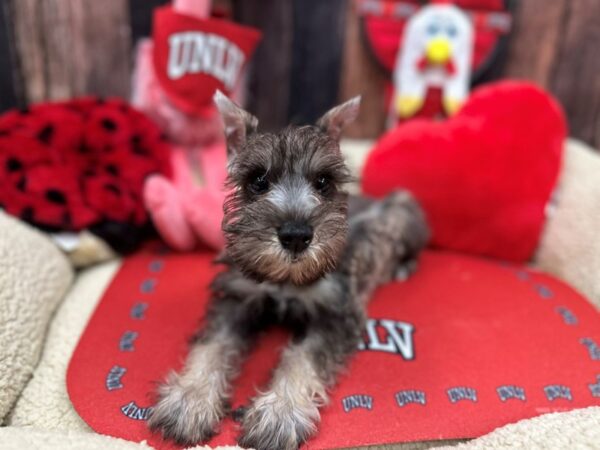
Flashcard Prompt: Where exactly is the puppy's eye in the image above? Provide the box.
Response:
[247,172,270,194]
[314,174,333,194]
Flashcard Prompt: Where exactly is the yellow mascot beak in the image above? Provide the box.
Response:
[426,37,452,65]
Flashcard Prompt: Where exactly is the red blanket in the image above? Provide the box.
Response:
[68,246,600,449]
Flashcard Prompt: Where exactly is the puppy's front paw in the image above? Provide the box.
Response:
[238,390,319,450]
[148,373,226,446]
[395,258,418,281]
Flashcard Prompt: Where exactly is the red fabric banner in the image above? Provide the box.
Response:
[152,7,261,116]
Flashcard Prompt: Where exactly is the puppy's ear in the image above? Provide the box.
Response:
[214,90,258,156]
[316,96,361,141]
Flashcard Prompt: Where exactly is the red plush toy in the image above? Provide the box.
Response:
[362,81,566,262]
[0,98,171,253]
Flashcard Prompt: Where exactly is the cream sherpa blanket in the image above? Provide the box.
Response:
[537,139,600,309]
[0,212,73,422]
[1,139,599,449]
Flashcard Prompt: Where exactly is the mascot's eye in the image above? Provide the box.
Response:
[314,174,333,194]
[427,23,440,35]
[247,172,270,194]
[447,24,457,37]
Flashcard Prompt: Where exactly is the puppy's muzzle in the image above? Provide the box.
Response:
[277,221,313,254]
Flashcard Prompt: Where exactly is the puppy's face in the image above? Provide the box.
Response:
[214,93,360,285]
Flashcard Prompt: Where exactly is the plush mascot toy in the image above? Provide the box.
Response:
[133,0,260,251]
[393,3,474,120]
[355,0,513,123]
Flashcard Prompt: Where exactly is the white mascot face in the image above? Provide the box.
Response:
[410,4,473,66]
[393,4,474,120]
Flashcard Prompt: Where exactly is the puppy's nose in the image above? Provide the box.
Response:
[278,221,313,254]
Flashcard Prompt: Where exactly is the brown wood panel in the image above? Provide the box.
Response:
[12,0,132,104]
[481,0,600,148]
[79,0,132,99]
[233,0,294,131]
[288,0,347,126]
[13,0,47,102]
[129,0,169,43]
[338,0,388,139]
[5,0,600,148]
[502,0,567,88]
[0,0,25,111]
[549,0,600,148]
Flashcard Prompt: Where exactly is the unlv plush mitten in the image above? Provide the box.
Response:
[134,0,260,251]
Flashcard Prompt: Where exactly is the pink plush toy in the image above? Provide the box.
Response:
[132,0,260,251]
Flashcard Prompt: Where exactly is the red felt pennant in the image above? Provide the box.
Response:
[152,6,261,116]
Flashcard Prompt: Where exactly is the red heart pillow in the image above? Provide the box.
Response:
[362,81,566,262]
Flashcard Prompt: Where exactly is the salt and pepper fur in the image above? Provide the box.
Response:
[148,92,429,449]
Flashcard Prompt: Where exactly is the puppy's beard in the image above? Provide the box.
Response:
[225,228,347,285]
[223,188,349,285]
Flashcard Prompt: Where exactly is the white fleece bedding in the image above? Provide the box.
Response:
[1,406,599,450]
[536,139,600,309]
[0,427,238,450]
[0,212,73,423]
[7,260,120,431]
[1,139,599,449]
[437,406,600,450]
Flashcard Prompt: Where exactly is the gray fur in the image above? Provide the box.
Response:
[222,125,352,286]
[149,95,429,449]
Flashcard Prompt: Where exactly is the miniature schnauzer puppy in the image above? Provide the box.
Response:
[148,91,429,449]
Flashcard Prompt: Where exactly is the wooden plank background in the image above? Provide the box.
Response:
[13,0,132,103]
[233,0,294,131]
[0,1,24,111]
[501,0,600,147]
[1,0,599,148]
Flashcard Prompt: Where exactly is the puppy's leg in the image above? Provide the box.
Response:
[239,316,361,450]
[148,324,245,445]
[382,191,430,281]
[147,275,263,447]
[345,190,429,301]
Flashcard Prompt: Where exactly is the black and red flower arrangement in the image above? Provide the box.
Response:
[0,97,172,252]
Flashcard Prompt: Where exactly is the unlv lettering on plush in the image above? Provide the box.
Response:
[120,401,153,420]
[130,302,148,320]
[544,385,572,401]
[167,32,244,89]
[447,387,477,403]
[496,385,526,402]
[358,319,415,359]
[105,365,127,391]
[588,376,600,398]
[555,306,578,325]
[140,279,157,294]
[395,390,426,407]
[148,259,164,273]
[119,331,138,352]
[580,338,600,360]
[342,394,373,413]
